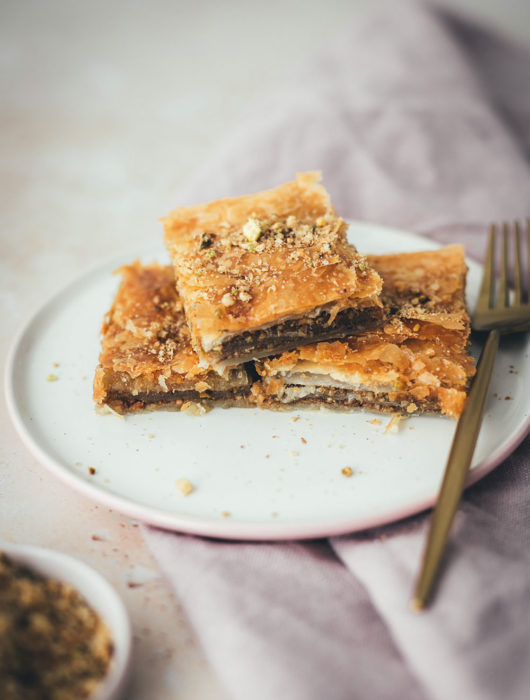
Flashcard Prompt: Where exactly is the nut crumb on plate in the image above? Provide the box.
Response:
[181,401,210,416]
[176,478,194,496]
[384,415,404,434]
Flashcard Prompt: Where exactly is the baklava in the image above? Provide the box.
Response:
[252,246,475,419]
[93,262,251,414]
[162,172,383,372]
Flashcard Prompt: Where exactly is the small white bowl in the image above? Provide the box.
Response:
[1,542,132,700]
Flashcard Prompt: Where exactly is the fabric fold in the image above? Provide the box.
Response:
[146,531,426,700]
[331,487,530,700]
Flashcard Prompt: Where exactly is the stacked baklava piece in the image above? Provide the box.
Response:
[94,173,475,419]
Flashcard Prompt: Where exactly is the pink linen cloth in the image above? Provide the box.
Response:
[144,2,530,698]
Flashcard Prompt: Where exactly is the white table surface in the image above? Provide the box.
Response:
[2,1,529,698]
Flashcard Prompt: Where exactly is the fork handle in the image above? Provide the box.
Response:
[412,329,500,610]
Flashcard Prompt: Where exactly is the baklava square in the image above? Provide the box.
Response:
[162,172,383,372]
[252,246,475,419]
[93,262,250,414]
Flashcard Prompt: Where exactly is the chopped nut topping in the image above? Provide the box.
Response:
[242,217,262,242]
[239,291,252,302]
[176,478,194,496]
[200,214,344,264]
[199,232,214,249]
[222,293,235,307]
[194,380,211,392]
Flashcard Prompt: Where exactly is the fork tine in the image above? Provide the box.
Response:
[514,221,522,304]
[527,219,530,303]
[496,222,509,308]
[478,224,496,309]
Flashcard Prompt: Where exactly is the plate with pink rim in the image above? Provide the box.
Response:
[5,222,530,540]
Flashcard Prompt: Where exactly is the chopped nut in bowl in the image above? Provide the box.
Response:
[0,543,132,700]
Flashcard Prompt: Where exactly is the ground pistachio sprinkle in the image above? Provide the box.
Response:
[0,552,114,700]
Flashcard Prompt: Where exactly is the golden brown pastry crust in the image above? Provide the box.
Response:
[370,244,469,331]
[93,262,249,413]
[162,172,383,369]
[253,246,475,419]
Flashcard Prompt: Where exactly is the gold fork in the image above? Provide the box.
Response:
[411,220,530,610]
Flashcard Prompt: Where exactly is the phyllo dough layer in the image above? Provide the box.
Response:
[93,262,250,414]
[162,172,383,372]
[252,246,475,419]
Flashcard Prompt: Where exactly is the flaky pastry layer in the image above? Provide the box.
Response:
[252,247,475,419]
[93,262,250,414]
[162,172,383,370]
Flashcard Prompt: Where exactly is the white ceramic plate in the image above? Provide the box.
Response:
[5,223,530,540]
[0,542,132,700]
